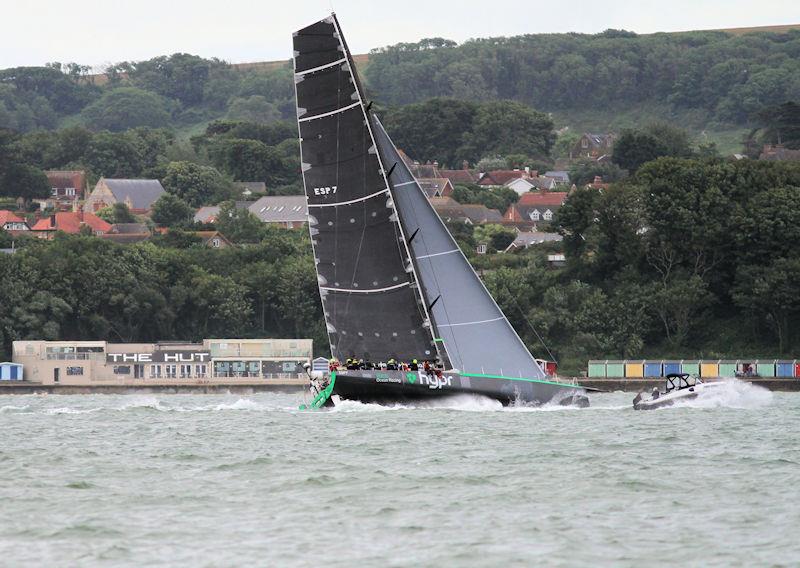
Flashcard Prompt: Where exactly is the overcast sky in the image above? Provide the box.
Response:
[2,0,799,69]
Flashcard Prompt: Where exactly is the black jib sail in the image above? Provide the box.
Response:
[293,15,436,363]
[371,119,547,380]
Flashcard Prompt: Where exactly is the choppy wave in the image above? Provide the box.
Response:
[0,404,30,413]
[660,378,773,410]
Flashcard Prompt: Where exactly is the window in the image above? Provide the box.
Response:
[581,139,588,148]
[65,188,75,197]
[165,364,177,378]
[529,210,540,221]
[179,364,192,378]
[150,364,162,378]
[195,364,207,378]
[51,187,58,196]
[113,365,131,375]
[211,238,221,248]
[476,243,487,255]
[66,366,83,376]
[543,209,553,221]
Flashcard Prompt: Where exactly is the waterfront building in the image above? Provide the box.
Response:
[12,339,312,385]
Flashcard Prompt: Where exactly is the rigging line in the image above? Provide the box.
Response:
[503,284,559,366]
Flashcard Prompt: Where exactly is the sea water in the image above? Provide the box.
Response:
[0,381,796,567]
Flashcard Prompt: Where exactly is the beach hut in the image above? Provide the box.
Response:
[700,361,720,378]
[738,360,757,377]
[776,361,795,378]
[663,360,681,375]
[588,361,606,378]
[756,360,776,377]
[644,361,662,377]
[718,360,737,378]
[606,361,625,378]
[625,360,644,378]
[795,362,800,378]
[0,362,23,381]
[681,360,700,376]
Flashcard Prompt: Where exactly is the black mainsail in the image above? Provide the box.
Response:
[293,15,436,363]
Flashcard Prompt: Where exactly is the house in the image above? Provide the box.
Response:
[100,223,152,244]
[84,178,166,214]
[585,175,610,190]
[504,176,556,195]
[191,231,233,248]
[0,211,30,234]
[543,170,570,185]
[194,206,221,224]
[417,178,454,198]
[398,149,479,186]
[234,181,266,197]
[36,170,87,211]
[30,211,112,239]
[759,144,800,162]
[571,133,616,160]
[504,231,563,252]
[547,253,567,267]
[430,197,504,225]
[504,192,568,224]
[248,195,307,228]
[477,169,530,187]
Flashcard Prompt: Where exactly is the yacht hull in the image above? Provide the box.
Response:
[324,370,589,407]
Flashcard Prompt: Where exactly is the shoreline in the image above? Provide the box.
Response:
[0,376,796,394]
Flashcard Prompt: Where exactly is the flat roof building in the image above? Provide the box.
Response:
[12,338,312,386]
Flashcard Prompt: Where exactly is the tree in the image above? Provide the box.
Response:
[83,131,142,178]
[473,224,516,252]
[82,88,172,132]
[96,202,138,224]
[208,138,289,185]
[226,96,281,124]
[1,163,49,201]
[151,193,194,227]
[568,159,627,187]
[214,201,263,243]
[612,130,666,173]
[383,98,478,166]
[734,258,800,353]
[466,101,554,160]
[160,161,234,207]
[751,101,800,150]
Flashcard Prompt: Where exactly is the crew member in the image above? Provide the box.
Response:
[387,358,397,370]
[410,359,419,371]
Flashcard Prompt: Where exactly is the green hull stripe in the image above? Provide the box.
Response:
[433,338,444,342]
[461,372,582,389]
[299,371,337,410]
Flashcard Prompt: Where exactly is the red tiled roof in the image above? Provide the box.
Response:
[0,211,25,225]
[438,169,478,184]
[478,170,528,186]
[31,212,112,234]
[517,192,568,207]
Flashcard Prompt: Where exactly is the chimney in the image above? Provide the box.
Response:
[524,166,530,176]
[462,160,469,170]
[433,160,438,167]
[531,170,538,178]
